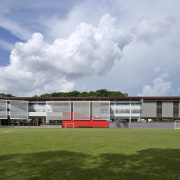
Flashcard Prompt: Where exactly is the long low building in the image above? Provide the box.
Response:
[0,97,180,127]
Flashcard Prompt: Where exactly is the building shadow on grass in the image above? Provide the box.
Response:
[0,148,180,180]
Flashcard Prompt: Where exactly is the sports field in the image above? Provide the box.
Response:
[0,128,180,180]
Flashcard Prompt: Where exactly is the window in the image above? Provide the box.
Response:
[157,102,162,117]
[116,109,130,113]
[131,109,140,113]
[131,103,140,106]
[173,102,179,118]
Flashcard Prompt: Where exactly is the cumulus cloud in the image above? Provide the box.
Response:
[138,69,172,96]
[0,8,175,97]
[0,14,132,96]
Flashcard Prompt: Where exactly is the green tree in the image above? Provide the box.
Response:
[0,93,15,97]
[67,90,80,97]
[88,91,97,97]
[37,89,128,97]
[96,89,110,97]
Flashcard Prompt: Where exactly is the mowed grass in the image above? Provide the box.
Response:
[0,128,180,180]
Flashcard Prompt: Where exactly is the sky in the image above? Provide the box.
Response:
[0,0,180,97]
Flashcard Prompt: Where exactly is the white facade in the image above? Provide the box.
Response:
[1,97,180,126]
[110,101,141,122]
[1,100,142,123]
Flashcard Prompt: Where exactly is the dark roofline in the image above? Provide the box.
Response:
[1,96,180,101]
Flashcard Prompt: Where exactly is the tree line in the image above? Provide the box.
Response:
[0,89,128,98]
[39,89,128,97]
[0,93,15,97]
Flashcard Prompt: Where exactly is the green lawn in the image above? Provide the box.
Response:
[0,128,180,180]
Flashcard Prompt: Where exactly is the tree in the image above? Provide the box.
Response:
[0,93,15,97]
[78,92,89,97]
[88,91,96,97]
[96,89,110,97]
[68,90,80,97]
[37,89,128,97]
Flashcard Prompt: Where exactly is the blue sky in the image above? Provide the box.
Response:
[0,27,21,65]
[0,0,180,96]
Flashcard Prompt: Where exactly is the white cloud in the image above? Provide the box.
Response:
[41,0,124,40]
[133,18,173,43]
[173,35,180,48]
[0,0,178,96]
[138,70,172,96]
[0,14,132,96]
[0,16,32,40]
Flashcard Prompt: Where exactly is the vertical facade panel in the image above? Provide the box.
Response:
[0,100,7,119]
[46,101,71,120]
[73,101,90,120]
[178,102,180,118]
[92,101,110,120]
[142,102,157,117]
[162,102,173,117]
[10,100,28,119]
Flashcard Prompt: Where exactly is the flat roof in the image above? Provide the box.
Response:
[1,97,180,101]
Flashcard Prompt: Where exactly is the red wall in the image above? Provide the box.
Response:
[62,112,109,128]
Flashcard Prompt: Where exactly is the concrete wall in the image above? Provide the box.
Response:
[109,122,174,129]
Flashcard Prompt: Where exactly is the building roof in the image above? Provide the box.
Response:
[1,96,180,101]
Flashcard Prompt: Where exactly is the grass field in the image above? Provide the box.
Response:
[0,128,180,180]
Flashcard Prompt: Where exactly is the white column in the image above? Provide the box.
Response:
[129,100,132,123]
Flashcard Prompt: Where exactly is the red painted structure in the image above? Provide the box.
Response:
[62,112,109,128]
